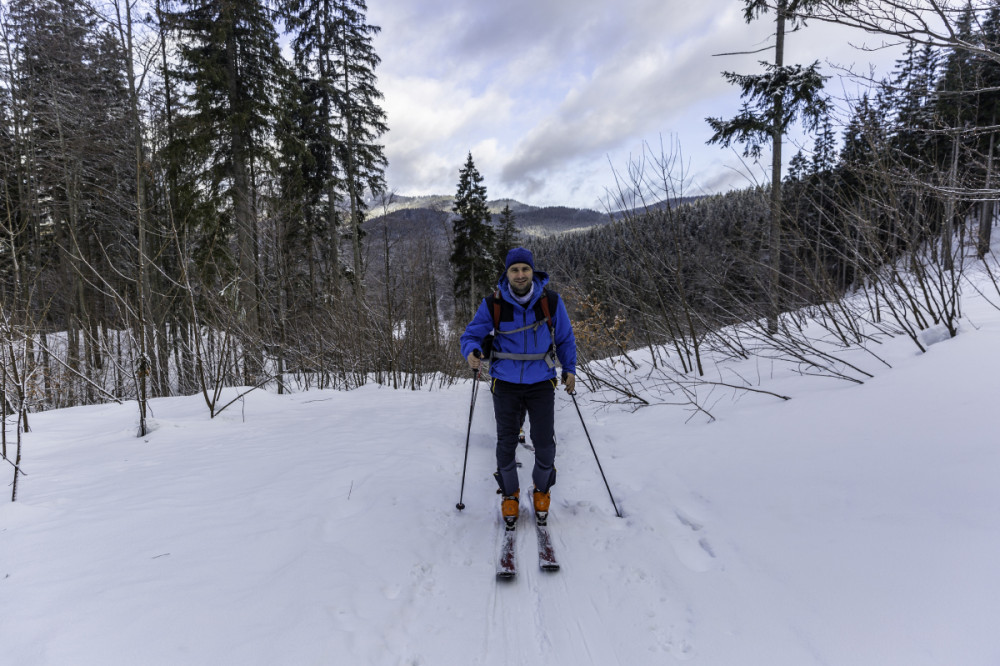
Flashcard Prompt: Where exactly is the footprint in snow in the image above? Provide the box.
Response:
[669,509,718,573]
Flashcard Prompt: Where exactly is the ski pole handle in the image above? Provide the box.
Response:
[468,349,483,375]
[562,371,576,395]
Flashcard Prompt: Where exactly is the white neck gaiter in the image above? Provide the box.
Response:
[510,281,535,306]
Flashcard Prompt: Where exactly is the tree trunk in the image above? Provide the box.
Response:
[768,0,787,334]
[345,112,363,293]
[224,4,260,380]
[980,123,995,260]
[120,0,150,433]
[327,179,340,293]
[943,132,959,272]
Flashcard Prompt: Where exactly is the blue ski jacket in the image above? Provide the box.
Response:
[460,272,577,385]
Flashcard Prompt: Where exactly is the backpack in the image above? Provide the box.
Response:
[481,289,558,364]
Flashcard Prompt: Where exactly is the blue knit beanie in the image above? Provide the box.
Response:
[504,247,535,271]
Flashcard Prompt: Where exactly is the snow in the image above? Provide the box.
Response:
[3,279,1000,665]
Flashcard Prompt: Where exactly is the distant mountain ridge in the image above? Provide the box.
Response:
[369,194,565,216]
[368,194,610,237]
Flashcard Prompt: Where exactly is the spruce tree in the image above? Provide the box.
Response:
[285,0,387,292]
[936,6,977,133]
[451,153,496,317]
[5,0,134,397]
[706,0,831,331]
[272,73,325,310]
[888,42,939,171]
[163,0,288,379]
[494,202,521,267]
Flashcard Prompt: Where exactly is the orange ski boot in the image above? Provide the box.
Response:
[533,487,551,525]
[501,490,520,528]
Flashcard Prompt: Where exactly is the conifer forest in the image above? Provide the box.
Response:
[1,0,1000,431]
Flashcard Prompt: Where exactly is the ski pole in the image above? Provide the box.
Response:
[456,352,482,511]
[570,391,622,518]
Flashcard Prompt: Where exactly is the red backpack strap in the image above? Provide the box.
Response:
[491,290,502,330]
[538,290,555,334]
[491,289,554,334]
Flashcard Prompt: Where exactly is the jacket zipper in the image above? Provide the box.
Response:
[525,305,543,383]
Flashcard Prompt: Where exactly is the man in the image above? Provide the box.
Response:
[460,247,577,527]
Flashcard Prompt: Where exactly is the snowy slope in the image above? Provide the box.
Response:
[3,279,1000,665]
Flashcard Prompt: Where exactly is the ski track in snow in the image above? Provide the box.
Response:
[486,511,625,666]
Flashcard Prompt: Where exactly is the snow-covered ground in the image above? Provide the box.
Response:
[3,275,1000,665]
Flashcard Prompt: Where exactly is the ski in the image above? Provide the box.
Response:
[497,522,517,579]
[536,518,560,571]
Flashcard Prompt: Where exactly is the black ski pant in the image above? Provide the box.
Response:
[491,378,557,496]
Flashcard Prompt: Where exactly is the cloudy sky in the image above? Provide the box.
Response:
[367,0,902,210]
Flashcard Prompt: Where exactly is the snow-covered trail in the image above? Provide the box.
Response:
[3,386,678,665]
[3,289,1000,664]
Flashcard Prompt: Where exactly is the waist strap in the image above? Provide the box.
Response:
[492,351,548,360]
[492,348,558,368]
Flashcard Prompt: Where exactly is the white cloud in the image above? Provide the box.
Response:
[368,0,906,208]
[378,73,514,193]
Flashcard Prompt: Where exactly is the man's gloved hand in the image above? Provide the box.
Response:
[561,372,576,395]
[467,349,482,371]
